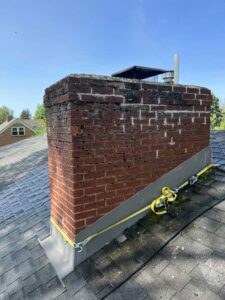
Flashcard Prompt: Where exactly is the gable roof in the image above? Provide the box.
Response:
[21,119,43,130]
[0,118,40,134]
[0,120,10,132]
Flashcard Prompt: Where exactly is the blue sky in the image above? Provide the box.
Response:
[0,0,225,116]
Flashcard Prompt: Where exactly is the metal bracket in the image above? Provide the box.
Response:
[189,175,198,186]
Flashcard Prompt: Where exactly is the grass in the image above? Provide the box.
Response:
[213,120,225,130]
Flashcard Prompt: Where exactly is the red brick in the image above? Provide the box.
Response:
[45,75,212,239]
[173,86,186,93]
[81,94,105,102]
[187,87,199,94]
[105,96,124,103]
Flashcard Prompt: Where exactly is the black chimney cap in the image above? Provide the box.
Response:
[112,65,168,80]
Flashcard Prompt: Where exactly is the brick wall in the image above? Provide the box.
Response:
[44,75,212,241]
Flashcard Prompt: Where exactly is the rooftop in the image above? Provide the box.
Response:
[0,132,225,299]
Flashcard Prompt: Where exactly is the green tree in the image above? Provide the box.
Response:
[0,106,14,124]
[220,105,225,130]
[20,109,31,119]
[210,95,223,129]
[222,104,225,118]
[34,104,46,121]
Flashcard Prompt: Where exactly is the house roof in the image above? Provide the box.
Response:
[0,118,43,135]
[0,132,225,299]
[21,119,43,131]
[0,120,9,132]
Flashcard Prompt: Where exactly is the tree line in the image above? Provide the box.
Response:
[210,95,225,130]
[0,104,46,124]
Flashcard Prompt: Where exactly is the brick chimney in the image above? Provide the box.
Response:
[6,115,13,122]
[42,74,212,278]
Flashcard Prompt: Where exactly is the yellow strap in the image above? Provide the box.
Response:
[82,202,154,244]
[50,163,214,248]
[177,163,214,190]
[50,217,75,248]
[196,163,214,177]
[150,187,177,215]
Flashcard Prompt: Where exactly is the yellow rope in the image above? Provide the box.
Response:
[50,217,75,248]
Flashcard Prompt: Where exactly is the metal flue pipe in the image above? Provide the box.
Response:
[174,53,180,84]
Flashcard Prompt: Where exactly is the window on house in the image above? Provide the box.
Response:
[19,127,25,136]
[11,127,25,136]
[11,127,18,136]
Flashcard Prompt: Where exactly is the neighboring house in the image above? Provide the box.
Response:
[0,118,42,147]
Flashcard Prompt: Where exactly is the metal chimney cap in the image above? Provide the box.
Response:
[112,65,169,80]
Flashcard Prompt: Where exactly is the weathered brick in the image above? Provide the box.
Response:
[44,75,212,240]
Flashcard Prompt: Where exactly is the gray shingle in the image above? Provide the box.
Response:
[205,255,225,276]
[172,281,221,300]
[36,263,56,285]
[190,264,225,293]
[158,263,191,292]
[135,270,176,300]
[4,266,20,286]
[193,216,221,233]
[185,227,225,253]
[214,223,225,238]
[214,200,225,211]
[72,285,98,300]
[62,271,86,296]
[115,279,148,300]
[160,244,198,274]
[16,258,35,280]
[204,208,225,224]
[22,273,42,295]
[143,254,169,275]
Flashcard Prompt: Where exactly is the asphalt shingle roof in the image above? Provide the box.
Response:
[211,130,225,171]
[0,131,225,299]
[0,134,47,189]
